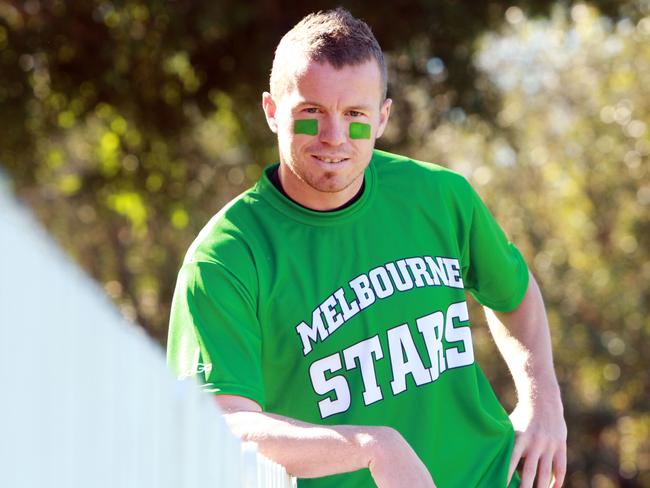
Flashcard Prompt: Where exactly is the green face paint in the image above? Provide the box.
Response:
[294,119,318,136]
[349,122,371,139]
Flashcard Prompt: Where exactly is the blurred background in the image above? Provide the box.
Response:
[0,1,648,486]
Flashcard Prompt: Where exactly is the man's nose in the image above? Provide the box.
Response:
[319,116,347,146]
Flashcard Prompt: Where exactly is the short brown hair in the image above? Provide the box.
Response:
[270,8,387,101]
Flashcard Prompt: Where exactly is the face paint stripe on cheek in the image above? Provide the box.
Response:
[349,122,371,139]
[294,119,319,136]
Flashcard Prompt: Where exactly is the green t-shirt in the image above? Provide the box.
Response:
[167,149,527,488]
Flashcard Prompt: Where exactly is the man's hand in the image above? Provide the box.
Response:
[507,396,567,488]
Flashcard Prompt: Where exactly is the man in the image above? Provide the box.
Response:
[167,8,567,488]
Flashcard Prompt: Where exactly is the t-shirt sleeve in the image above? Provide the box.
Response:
[460,181,529,312]
[166,259,265,409]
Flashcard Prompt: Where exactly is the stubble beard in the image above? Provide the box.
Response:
[287,152,365,194]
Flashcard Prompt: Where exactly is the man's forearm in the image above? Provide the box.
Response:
[216,395,435,486]
[484,271,561,403]
[224,409,389,478]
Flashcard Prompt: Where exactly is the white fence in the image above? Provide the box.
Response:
[0,172,295,488]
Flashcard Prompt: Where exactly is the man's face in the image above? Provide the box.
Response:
[263,57,392,209]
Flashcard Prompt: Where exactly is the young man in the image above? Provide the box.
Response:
[167,8,567,488]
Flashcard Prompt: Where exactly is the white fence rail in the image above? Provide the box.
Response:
[0,173,295,488]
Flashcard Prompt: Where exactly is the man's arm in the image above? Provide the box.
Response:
[484,271,567,488]
[216,394,435,488]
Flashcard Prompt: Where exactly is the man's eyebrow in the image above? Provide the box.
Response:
[295,101,374,111]
[295,100,324,108]
[347,104,374,112]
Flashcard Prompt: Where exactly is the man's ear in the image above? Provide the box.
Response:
[262,92,279,133]
[376,98,392,139]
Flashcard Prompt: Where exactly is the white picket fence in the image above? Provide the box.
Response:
[0,172,296,488]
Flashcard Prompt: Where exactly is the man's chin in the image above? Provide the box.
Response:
[309,175,360,194]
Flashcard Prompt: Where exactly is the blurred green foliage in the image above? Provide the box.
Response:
[421,5,650,486]
[0,1,648,486]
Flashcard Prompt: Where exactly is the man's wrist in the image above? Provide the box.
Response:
[515,380,563,410]
[362,426,404,469]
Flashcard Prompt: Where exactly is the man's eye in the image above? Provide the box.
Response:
[348,111,363,117]
[303,107,320,113]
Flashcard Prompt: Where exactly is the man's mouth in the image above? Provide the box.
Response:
[313,155,349,164]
